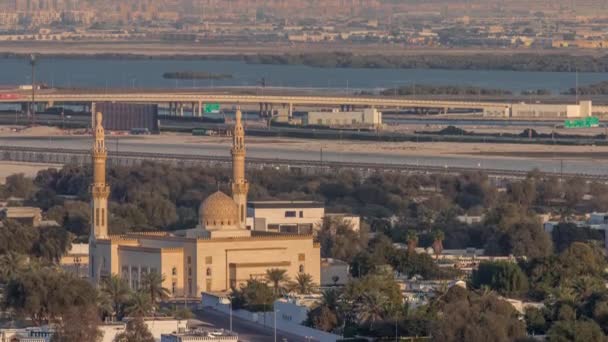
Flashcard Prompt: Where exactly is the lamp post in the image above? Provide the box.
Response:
[274,308,279,342]
[220,297,233,332]
[29,54,37,125]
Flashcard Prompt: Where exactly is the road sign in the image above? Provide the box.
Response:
[204,103,220,114]
[564,116,599,128]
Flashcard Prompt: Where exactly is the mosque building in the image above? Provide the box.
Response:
[88,109,320,297]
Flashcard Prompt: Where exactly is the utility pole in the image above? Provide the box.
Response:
[29,54,37,126]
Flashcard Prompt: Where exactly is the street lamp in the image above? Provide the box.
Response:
[29,54,37,125]
[220,297,233,332]
[274,308,280,342]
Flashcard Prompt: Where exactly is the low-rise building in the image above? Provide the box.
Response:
[60,243,89,278]
[305,108,382,128]
[320,258,350,286]
[510,101,592,118]
[0,206,42,227]
[161,329,238,342]
[246,201,360,233]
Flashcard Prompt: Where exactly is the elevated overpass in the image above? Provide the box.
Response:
[0,89,511,117]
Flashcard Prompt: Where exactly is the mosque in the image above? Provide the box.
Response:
[88,109,320,297]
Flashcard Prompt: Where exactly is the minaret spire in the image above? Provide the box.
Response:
[91,111,110,240]
[231,107,249,229]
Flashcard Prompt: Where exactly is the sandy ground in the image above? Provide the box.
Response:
[0,161,60,184]
[2,124,608,161]
[0,41,600,57]
[150,133,608,160]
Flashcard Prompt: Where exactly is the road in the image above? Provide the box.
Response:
[0,134,607,176]
[195,308,317,342]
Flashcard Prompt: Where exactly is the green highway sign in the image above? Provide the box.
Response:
[564,116,599,128]
[204,103,220,114]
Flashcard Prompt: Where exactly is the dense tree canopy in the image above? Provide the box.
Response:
[433,288,526,342]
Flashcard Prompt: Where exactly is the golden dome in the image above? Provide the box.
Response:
[199,191,239,229]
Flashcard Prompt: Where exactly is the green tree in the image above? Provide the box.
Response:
[113,317,155,342]
[344,271,402,331]
[406,230,418,254]
[318,216,368,263]
[102,275,132,320]
[433,288,526,342]
[547,319,607,342]
[265,268,290,296]
[3,173,37,199]
[307,305,339,332]
[471,261,529,297]
[232,279,276,312]
[125,291,154,318]
[290,273,315,295]
[525,307,548,335]
[4,268,97,325]
[51,305,102,342]
[431,229,445,259]
[140,271,170,306]
[0,251,26,284]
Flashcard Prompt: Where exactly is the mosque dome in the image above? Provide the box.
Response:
[199,191,239,229]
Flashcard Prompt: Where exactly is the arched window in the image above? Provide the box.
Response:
[172,267,177,276]
[206,267,212,277]
[299,265,304,273]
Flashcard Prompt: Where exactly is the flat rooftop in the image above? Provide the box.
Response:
[248,201,324,209]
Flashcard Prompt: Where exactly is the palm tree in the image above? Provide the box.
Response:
[96,290,113,321]
[265,268,290,295]
[321,288,341,312]
[291,273,315,295]
[101,275,131,320]
[431,230,445,259]
[356,291,387,330]
[125,291,154,318]
[140,271,170,305]
[406,230,418,254]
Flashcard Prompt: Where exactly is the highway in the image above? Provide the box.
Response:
[195,308,314,342]
[0,89,509,111]
[1,135,608,177]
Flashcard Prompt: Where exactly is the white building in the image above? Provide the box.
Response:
[246,201,325,234]
[0,327,52,342]
[246,201,360,234]
[305,108,382,128]
[99,318,188,342]
[320,258,350,286]
[510,101,592,118]
[161,330,237,342]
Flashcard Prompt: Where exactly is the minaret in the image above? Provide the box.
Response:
[231,107,249,229]
[91,111,110,240]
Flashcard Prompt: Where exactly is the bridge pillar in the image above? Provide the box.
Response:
[179,103,184,117]
[191,102,196,117]
[198,100,203,117]
[288,103,293,119]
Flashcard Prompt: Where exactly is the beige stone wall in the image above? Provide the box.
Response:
[137,237,198,297]
[196,236,321,292]
[160,249,184,297]
[251,207,325,231]
[117,247,162,290]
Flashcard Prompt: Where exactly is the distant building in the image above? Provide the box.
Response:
[0,206,41,227]
[89,110,320,297]
[510,101,592,118]
[305,108,382,128]
[246,201,360,234]
[160,329,237,342]
[60,243,89,278]
[321,258,350,286]
[246,201,324,234]
[456,214,484,225]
